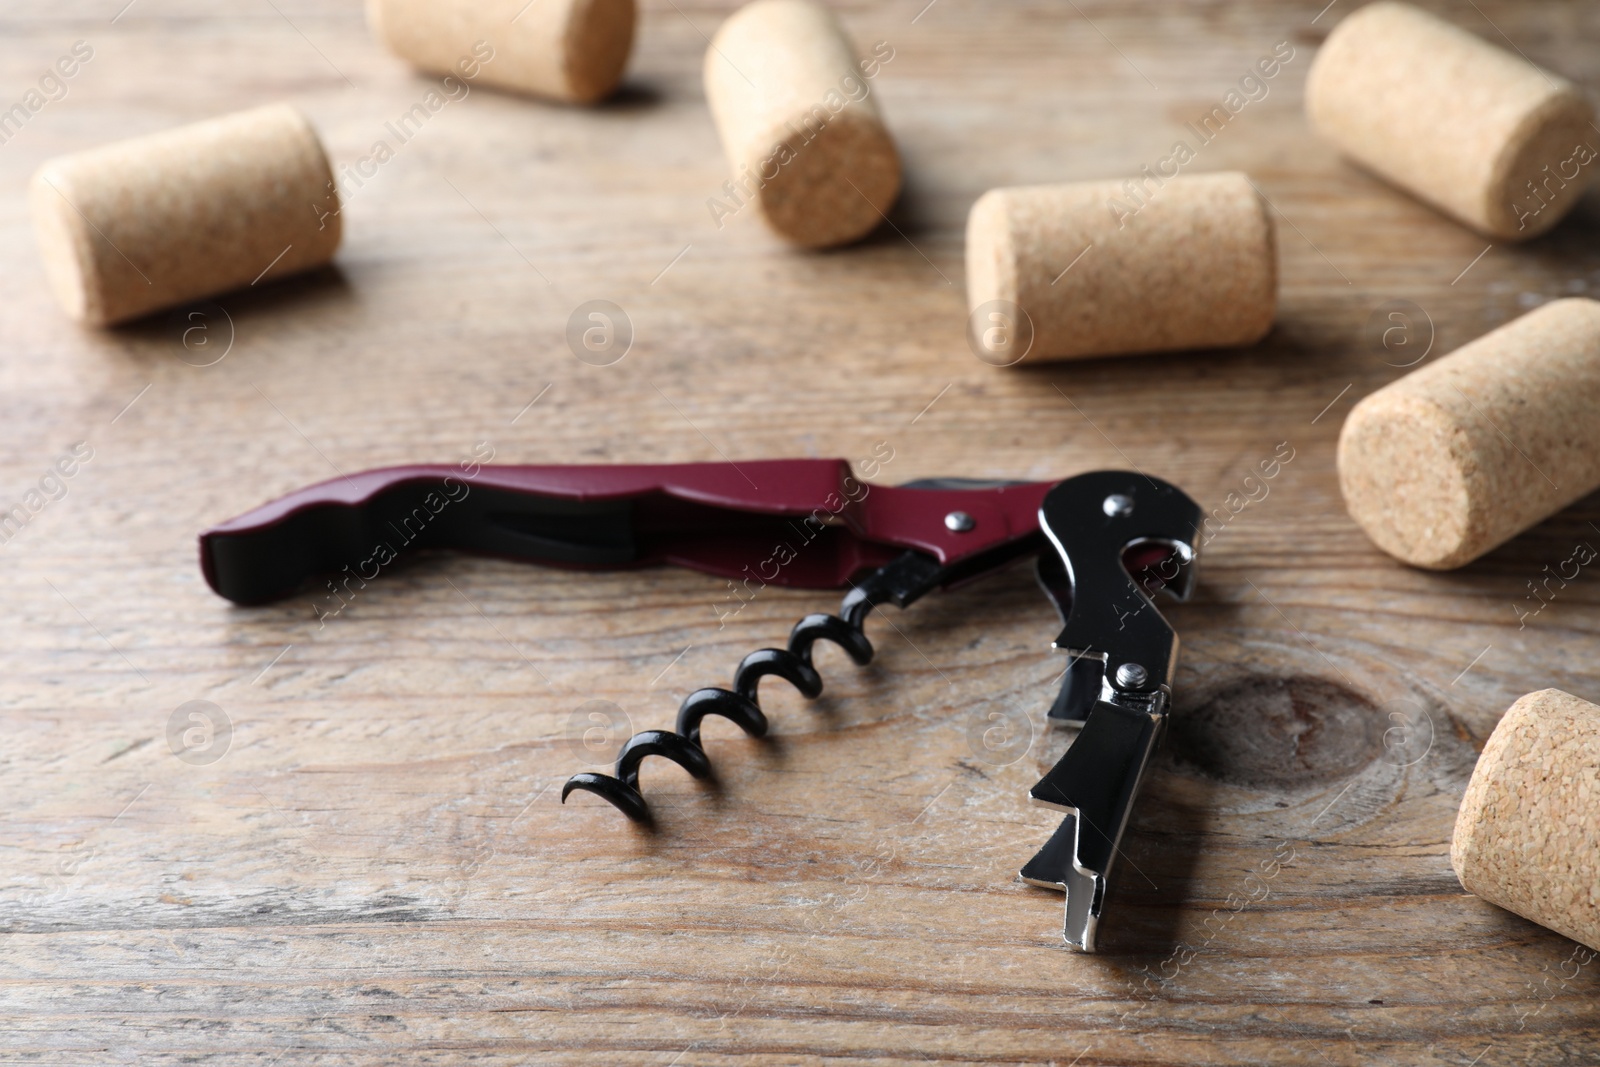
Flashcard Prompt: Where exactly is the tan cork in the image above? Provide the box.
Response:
[1338,298,1600,570]
[30,104,340,328]
[1452,689,1600,952]
[964,171,1277,363]
[1305,1,1597,241]
[703,0,901,249]
[368,0,635,105]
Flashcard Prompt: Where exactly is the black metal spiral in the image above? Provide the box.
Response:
[560,583,884,823]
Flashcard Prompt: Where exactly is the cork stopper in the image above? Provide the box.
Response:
[1453,689,1600,952]
[368,0,636,105]
[1306,1,1597,240]
[1338,298,1600,569]
[30,104,340,327]
[964,171,1277,363]
[703,0,901,249]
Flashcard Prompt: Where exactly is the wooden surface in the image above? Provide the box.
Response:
[4,1,1600,1063]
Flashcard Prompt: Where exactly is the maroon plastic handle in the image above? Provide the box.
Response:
[199,459,1053,604]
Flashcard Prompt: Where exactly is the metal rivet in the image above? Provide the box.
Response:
[1103,493,1134,518]
[1114,662,1149,690]
[944,510,976,533]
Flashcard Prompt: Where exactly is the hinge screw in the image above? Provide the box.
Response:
[944,511,976,533]
[1114,662,1149,690]
[1103,493,1134,518]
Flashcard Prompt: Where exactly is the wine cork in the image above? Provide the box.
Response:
[703,0,901,249]
[1452,689,1600,952]
[964,171,1277,363]
[368,0,634,105]
[1305,1,1597,241]
[1338,298,1600,570]
[30,104,340,328]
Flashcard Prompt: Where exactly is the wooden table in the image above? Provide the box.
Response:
[5,1,1600,1062]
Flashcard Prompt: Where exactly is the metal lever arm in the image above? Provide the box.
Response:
[1024,471,1201,951]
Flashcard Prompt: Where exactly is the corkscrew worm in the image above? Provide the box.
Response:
[561,559,905,822]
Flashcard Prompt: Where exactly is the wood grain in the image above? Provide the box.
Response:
[3,1,1600,1063]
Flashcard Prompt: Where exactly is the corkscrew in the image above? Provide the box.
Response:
[199,458,1201,950]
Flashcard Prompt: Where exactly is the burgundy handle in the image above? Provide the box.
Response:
[200,458,1053,604]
